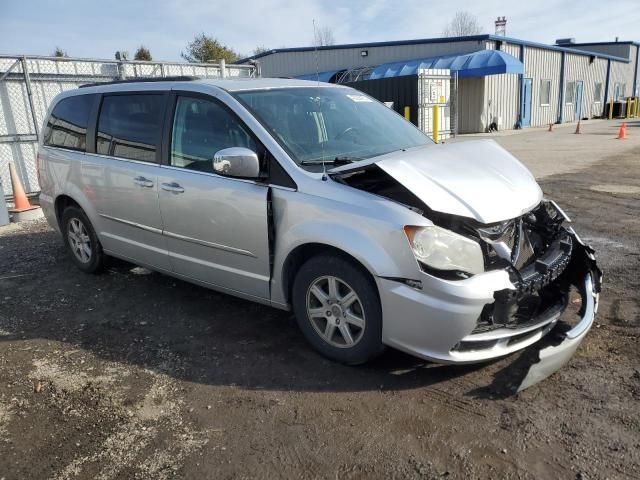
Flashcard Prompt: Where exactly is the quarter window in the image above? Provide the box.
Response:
[565,81,575,104]
[43,94,96,151]
[170,96,256,173]
[96,94,165,162]
[540,79,551,106]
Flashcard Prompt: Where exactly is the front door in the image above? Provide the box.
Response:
[575,81,583,120]
[521,78,532,127]
[85,92,171,271]
[158,93,271,300]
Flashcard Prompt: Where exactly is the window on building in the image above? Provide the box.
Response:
[96,94,166,162]
[594,82,602,103]
[621,84,626,98]
[170,96,257,173]
[540,79,551,106]
[614,83,621,100]
[43,94,96,151]
[565,81,575,104]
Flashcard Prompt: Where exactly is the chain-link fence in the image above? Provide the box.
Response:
[0,55,256,196]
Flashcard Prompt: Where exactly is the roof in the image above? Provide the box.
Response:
[236,34,631,64]
[368,49,524,79]
[563,41,640,47]
[66,77,338,97]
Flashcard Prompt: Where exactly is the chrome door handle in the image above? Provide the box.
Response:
[161,182,185,193]
[133,176,154,188]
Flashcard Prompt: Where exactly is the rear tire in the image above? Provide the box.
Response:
[292,255,384,365]
[61,206,105,274]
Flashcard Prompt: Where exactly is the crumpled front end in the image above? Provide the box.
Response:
[378,200,602,377]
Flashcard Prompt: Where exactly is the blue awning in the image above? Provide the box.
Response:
[296,70,340,82]
[369,49,523,79]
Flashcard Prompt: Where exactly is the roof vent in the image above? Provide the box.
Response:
[555,38,575,45]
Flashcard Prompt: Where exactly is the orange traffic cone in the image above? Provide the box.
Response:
[548,123,553,132]
[8,162,42,221]
[574,120,581,134]
[617,122,626,140]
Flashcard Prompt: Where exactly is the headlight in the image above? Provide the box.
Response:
[404,225,484,275]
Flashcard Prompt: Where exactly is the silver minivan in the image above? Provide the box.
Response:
[38,77,601,374]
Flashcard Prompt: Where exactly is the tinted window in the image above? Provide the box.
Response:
[170,96,257,173]
[44,94,96,151]
[96,94,165,162]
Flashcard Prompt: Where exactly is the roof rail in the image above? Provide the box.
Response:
[79,75,200,88]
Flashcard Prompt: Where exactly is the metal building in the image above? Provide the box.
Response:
[238,35,638,134]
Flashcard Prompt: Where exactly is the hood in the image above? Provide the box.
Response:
[330,140,542,224]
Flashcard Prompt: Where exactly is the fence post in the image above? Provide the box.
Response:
[160,62,166,78]
[20,56,40,137]
[220,59,226,78]
[432,105,439,144]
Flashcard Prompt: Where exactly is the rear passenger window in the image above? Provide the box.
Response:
[96,94,165,162]
[43,94,96,151]
[170,96,256,173]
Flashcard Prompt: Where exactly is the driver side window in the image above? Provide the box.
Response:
[170,96,257,173]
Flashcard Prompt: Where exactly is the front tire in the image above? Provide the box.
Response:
[292,255,384,365]
[61,206,105,273]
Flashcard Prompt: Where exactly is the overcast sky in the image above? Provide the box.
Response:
[2,0,639,61]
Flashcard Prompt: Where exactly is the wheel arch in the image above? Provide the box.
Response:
[52,184,101,232]
[280,242,380,307]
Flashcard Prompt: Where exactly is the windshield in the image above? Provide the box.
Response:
[234,87,432,171]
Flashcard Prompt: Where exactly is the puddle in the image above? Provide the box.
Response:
[590,184,640,194]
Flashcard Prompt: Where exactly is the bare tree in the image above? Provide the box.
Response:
[442,11,482,37]
[252,46,271,56]
[313,26,336,46]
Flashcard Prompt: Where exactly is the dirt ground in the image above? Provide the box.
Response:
[1,122,639,479]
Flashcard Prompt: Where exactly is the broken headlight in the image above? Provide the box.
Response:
[404,225,485,276]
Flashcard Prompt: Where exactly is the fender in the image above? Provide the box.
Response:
[271,218,420,307]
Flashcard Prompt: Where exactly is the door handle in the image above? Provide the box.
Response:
[133,176,154,188]
[161,182,185,193]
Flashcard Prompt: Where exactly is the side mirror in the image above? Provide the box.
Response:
[213,147,260,178]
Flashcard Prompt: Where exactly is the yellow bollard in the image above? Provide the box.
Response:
[403,106,410,121]
[432,105,439,144]
[608,98,613,120]
[626,99,631,118]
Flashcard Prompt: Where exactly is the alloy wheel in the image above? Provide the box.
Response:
[306,275,366,348]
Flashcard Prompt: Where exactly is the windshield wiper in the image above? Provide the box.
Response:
[300,156,360,166]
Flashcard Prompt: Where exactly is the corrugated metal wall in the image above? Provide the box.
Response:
[457,77,484,133]
[522,47,562,127]
[255,40,486,78]
[483,41,520,130]
[609,53,637,101]
[563,53,608,120]
[569,43,631,59]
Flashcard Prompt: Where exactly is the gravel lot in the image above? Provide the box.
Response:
[1,121,639,479]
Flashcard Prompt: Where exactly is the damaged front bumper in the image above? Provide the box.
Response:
[378,228,602,389]
[516,229,602,391]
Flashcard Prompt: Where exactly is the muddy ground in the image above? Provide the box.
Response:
[1,143,639,479]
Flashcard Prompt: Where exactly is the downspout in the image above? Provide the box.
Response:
[558,51,566,124]
[633,45,639,96]
[603,59,611,117]
[517,44,525,128]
